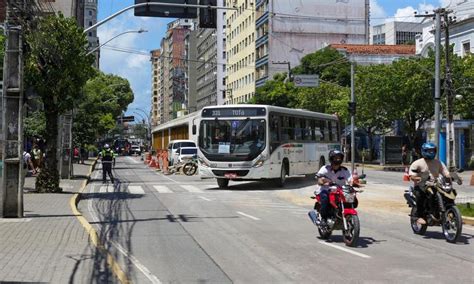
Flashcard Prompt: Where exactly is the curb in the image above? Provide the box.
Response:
[463,216,474,226]
[69,159,130,284]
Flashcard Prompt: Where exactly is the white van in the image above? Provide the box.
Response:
[167,140,196,166]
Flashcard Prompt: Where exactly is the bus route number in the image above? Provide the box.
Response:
[212,110,221,117]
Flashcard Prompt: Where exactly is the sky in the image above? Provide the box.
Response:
[97,0,453,118]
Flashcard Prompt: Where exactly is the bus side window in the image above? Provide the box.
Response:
[328,121,333,142]
[270,115,280,153]
[281,116,290,142]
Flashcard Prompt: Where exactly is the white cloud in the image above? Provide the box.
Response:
[370,0,387,25]
[393,6,418,22]
[439,0,453,8]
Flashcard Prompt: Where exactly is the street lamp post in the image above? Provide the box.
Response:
[87,29,148,56]
[130,108,152,150]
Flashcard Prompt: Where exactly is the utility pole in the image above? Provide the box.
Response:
[350,61,355,173]
[443,11,456,170]
[1,0,27,217]
[415,9,443,157]
[272,61,292,82]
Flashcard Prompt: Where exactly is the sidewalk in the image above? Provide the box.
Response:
[0,160,117,283]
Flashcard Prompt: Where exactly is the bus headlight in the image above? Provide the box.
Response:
[253,155,267,168]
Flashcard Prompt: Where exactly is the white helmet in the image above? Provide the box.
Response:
[104,144,110,150]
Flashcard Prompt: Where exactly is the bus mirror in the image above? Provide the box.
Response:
[192,124,197,135]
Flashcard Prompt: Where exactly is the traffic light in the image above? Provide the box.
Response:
[348,102,356,115]
[134,0,198,18]
[199,0,217,28]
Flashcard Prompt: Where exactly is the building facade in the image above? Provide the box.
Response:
[84,0,99,67]
[150,49,161,127]
[196,0,227,110]
[371,21,422,45]
[225,0,369,104]
[417,0,474,57]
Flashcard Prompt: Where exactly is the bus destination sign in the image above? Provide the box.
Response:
[202,108,266,118]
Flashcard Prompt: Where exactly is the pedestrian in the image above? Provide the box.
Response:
[23,150,36,176]
[100,144,115,183]
[401,144,409,165]
[32,143,42,172]
[80,146,87,164]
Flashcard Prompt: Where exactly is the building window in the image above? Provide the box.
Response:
[463,41,471,56]
[89,10,92,16]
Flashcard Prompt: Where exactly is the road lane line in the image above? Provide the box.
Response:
[318,241,371,259]
[153,185,173,193]
[181,185,204,193]
[111,240,162,284]
[199,196,212,201]
[237,211,261,221]
[128,185,145,195]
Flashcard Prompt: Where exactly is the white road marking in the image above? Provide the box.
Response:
[318,241,371,259]
[153,185,173,193]
[199,196,212,201]
[111,241,162,284]
[128,185,145,195]
[181,185,204,193]
[0,218,32,223]
[126,156,141,164]
[99,185,109,193]
[237,211,261,221]
[88,173,161,283]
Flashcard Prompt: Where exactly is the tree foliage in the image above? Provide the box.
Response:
[73,72,134,147]
[25,14,94,192]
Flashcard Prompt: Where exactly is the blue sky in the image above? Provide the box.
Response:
[97,0,451,118]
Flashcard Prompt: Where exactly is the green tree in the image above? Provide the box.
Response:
[293,47,351,87]
[73,72,134,147]
[250,73,299,107]
[25,14,94,192]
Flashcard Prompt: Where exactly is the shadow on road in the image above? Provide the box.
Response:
[321,235,387,248]
[422,230,472,245]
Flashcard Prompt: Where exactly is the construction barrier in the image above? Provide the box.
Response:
[403,166,410,182]
[470,172,474,186]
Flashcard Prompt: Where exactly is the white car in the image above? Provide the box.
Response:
[176,147,198,164]
[167,140,196,166]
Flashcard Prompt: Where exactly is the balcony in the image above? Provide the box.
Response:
[255,33,268,48]
[256,76,269,88]
[255,54,268,68]
[256,11,269,28]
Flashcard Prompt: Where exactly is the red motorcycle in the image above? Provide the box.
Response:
[308,181,363,247]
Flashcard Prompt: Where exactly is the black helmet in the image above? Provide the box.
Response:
[329,150,344,165]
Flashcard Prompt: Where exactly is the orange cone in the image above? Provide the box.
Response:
[470,172,474,186]
[352,168,360,185]
[403,166,410,182]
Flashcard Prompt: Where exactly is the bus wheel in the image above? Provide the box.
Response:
[217,178,229,188]
[276,163,288,187]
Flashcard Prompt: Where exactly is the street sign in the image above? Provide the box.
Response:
[118,115,135,123]
[134,0,198,18]
[293,74,319,87]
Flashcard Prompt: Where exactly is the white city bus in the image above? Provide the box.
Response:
[195,104,341,188]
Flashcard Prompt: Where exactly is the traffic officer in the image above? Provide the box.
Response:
[100,144,115,183]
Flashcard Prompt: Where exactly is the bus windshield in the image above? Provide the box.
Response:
[199,119,266,161]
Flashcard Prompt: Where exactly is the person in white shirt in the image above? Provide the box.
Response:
[315,150,352,223]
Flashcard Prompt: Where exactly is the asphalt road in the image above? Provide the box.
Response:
[79,157,474,283]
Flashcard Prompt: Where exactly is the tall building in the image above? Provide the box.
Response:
[150,49,161,127]
[153,19,195,125]
[371,21,422,45]
[225,0,369,104]
[196,0,227,109]
[184,28,198,113]
[84,0,99,68]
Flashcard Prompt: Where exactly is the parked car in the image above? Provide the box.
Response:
[176,147,198,164]
[129,145,141,156]
[167,140,196,166]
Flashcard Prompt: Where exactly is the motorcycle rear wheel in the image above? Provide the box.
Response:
[410,207,427,235]
[343,215,360,247]
[183,163,197,176]
[442,206,462,243]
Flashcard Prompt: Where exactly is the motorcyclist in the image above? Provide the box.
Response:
[409,142,451,225]
[315,150,353,225]
[100,144,115,184]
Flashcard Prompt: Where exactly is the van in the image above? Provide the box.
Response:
[167,140,196,166]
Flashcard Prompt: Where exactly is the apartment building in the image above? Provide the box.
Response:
[84,0,99,68]
[371,21,422,45]
[150,49,161,127]
[225,0,369,104]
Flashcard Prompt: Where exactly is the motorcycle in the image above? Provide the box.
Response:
[182,154,199,176]
[403,170,463,243]
[308,177,364,247]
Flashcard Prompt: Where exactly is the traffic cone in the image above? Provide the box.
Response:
[470,172,474,186]
[403,166,410,182]
[352,168,360,185]
[149,157,158,168]
[155,154,161,170]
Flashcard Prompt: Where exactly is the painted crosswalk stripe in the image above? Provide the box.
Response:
[128,185,145,195]
[99,186,109,193]
[181,185,204,193]
[153,185,173,193]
